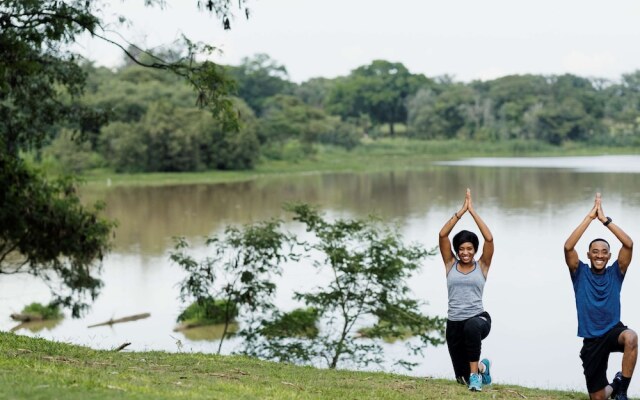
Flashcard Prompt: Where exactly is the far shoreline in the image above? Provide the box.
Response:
[74,139,640,189]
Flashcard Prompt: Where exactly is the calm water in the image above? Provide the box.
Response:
[3,155,640,395]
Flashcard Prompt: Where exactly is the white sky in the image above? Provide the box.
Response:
[77,0,640,83]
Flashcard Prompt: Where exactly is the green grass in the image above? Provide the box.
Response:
[0,332,590,399]
[77,139,640,189]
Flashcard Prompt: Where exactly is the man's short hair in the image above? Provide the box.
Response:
[589,238,610,250]
[452,230,479,253]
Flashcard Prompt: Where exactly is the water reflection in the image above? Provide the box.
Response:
[176,323,238,342]
[10,318,63,333]
[82,166,640,255]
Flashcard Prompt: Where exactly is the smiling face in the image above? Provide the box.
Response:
[457,242,476,264]
[587,240,611,271]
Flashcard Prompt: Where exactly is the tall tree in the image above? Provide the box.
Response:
[327,60,431,136]
[227,53,294,115]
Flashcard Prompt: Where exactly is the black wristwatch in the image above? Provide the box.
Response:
[603,216,612,226]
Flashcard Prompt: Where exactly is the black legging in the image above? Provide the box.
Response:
[446,311,492,382]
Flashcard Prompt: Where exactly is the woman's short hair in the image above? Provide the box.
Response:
[452,230,479,253]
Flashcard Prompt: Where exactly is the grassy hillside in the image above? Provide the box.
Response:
[0,332,588,399]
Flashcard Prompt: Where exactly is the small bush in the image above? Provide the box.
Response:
[177,298,238,325]
[21,303,63,320]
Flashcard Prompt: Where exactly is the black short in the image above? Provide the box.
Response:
[579,321,628,393]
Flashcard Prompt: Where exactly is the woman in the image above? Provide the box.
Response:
[438,188,494,391]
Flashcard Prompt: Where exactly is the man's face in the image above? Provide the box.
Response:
[587,240,611,271]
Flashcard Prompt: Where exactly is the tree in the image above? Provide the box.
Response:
[248,204,446,370]
[170,220,297,353]
[196,98,261,170]
[0,0,249,315]
[602,71,640,143]
[294,77,335,109]
[475,74,550,140]
[327,60,431,136]
[407,85,479,139]
[170,204,445,369]
[227,54,294,115]
[535,98,596,144]
[98,98,260,172]
[0,155,114,317]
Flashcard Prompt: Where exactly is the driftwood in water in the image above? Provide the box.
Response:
[88,313,150,328]
[10,313,44,322]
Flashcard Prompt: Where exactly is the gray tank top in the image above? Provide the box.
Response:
[446,261,486,321]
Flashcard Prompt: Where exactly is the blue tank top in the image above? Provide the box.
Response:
[571,260,624,338]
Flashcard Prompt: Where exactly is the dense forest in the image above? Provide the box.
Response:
[42,52,640,174]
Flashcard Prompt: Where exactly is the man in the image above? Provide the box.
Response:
[564,193,637,400]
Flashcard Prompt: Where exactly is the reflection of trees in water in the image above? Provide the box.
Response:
[176,323,238,342]
[10,318,62,333]
[81,167,640,256]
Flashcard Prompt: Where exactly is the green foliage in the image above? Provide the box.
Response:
[99,99,260,172]
[170,220,297,353]
[35,51,640,176]
[358,305,446,345]
[314,117,362,150]
[21,302,63,320]
[247,204,445,370]
[1,0,252,316]
[82,64,195,131]
[0,155,114,317]
[294,77,335,109]
[259,95,324,144]
[260,308,319,339]
[41,130,105,174]
[407,85,479,139]
[177,297,238,325]
[198,98,261,170]
[1,1,99,153]
[259,95,361,158]
[327,60,431,136]
[227,54,295,114]
[170,202,445,369]
[1,1,241,154]
[536,98,597,145]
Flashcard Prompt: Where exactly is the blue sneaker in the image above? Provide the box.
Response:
[468,373,482,391]
[480,358,492,385]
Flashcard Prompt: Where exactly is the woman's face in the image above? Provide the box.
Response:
[457,242,476,264]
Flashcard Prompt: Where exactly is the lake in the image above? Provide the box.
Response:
[3,155,640,395]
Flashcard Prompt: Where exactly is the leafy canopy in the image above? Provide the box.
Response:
[0,0,250,315]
